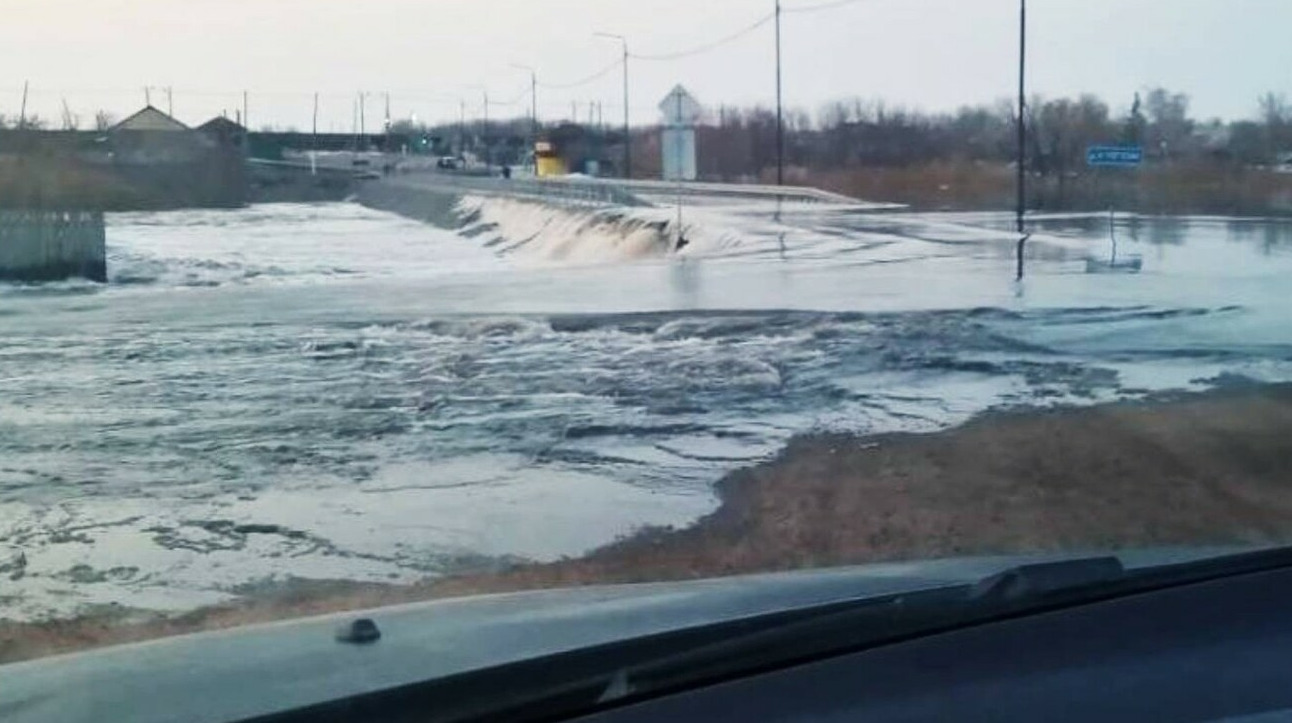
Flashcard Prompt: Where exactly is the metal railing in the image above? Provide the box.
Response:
[390,172,649,209]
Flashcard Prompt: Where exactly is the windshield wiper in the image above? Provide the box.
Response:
[599,548,1292,715]
[247,547,1292,723]
[589,556,1128,711]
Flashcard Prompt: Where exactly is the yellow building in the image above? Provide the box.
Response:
[535,141,568,177]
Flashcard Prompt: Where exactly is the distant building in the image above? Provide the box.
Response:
[543,123,616,177]
[197,116,248,150]
[106,106,211,165]
[84,106,248,208]
[113,106,191,133]
[0,106,248,210]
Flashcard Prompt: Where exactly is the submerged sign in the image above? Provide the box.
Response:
[1086,145,1143,167]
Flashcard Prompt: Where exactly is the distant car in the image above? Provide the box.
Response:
[437,156,465,170]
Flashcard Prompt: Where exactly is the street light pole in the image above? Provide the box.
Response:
[1015,0,1028,280]
[457,84,490,171]
[531,71,538,166]
[459,99,466,157]
[596,32,631,179]
[511,64,539,173]
[775,0,784,186]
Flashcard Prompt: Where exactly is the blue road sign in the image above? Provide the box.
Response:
[1087,145,1143,167]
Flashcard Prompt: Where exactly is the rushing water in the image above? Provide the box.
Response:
[1,200,1290,620]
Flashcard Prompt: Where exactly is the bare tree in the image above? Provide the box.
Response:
[61,102,81,131]
[15,115,47,130]
[94,110,117,131]
[1257,92,1291,157]
[1143,87,1192,158]
[1258,92,1289,126]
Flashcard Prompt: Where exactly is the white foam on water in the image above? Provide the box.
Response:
[457,195,673,264]
[3,200,1291,621]
[104,202,505,289]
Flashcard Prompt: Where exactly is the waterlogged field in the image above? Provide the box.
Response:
[1,200,1290,620]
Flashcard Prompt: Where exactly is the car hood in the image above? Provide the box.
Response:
[0,547,1250,723]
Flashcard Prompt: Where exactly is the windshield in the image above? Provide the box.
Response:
[1,0,1290,673]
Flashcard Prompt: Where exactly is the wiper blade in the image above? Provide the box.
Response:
[596,556,1127,709]
[246,549,1292,723]
[606,549,1292,712]
[970,556,1125,604]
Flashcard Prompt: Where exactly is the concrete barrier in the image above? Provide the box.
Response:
[0,210,107,282]
[357,179,467,229]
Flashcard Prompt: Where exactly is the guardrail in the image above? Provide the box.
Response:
[294,157,896,211]
[390,173,649,209]
[609,178,899,207]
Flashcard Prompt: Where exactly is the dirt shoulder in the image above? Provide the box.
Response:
[6,383,1292,663]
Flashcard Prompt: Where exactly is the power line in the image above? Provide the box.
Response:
[497,83,532,107]
[8,0,876,125]
[630,12,776,61]
[782,0,872,14]
[537,58,624,90]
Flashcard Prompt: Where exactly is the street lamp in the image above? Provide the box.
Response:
[775,0,784,186]
[594,32,631,179]
[1015,0,1028,280]
[511,63,538,173]
[458,84,491,171]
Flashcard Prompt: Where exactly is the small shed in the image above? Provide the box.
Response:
[197,116,247,150]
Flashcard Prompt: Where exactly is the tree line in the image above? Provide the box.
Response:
[694,88,1291,182]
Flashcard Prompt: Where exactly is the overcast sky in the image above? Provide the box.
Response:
[3,0,1288,131]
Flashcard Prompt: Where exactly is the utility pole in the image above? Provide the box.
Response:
[359,92,366,144]
[351,97,359,152]
[775,0,785,186]
[459,99,467,157]
[482,90,490,170]
[674,89,685,248]
[512,64,538,172]
[595,33,630,178]
[1015,0,1028,281]
[242,91,249,132]
[309,92,319,174]
[621,44,631,179]
[167,86,173,116]
[144,86,151,108]
[19,81,28,128]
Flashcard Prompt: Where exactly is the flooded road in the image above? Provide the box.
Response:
[2,201,1290,619]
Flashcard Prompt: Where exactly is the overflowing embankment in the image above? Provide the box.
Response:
[358,178,685,263]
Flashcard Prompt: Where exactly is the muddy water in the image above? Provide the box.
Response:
[1,201,1290,620]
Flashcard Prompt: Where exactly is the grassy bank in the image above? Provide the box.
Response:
[5,384,1292,663]
[0,154,146,210]
[790,161,1292,215]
